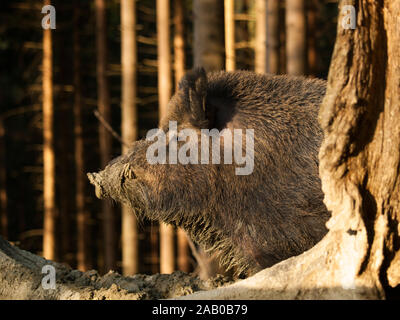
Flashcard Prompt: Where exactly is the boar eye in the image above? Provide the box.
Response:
[121,163,136,185]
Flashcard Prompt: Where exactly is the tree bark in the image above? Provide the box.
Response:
[42,0,56,261]
[95,0,115,273]
[157,0,175,274]
[285,0,306,75]
[193,0,225,71]
[121,0,139,276]
[318,0,400,292]
[224,0,235,71]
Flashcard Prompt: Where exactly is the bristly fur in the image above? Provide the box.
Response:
[88,69,330,276]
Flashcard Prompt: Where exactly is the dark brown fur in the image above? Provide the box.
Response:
[88,68,330,275]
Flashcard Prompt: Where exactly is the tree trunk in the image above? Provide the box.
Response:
[95,0,115,273]
[121,0,139,276]
[266,0,280,74]
[157,0,175,274]
[173,0,190,273]
[256,0,280,74]
[150,224,159,274]
[0,116,7,238]
[42,0,56,261]
[279,2,286,74]
[224,0,235,71]
[193,0,225,72]
[285,0,305,75]
[254,0,266,74]
[74,2,91,271]
[173,0,185,88]
[306,0,317,76]
[179,0,400,299]
[317,0,400,293]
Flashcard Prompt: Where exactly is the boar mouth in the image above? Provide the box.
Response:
[87,172,106,199]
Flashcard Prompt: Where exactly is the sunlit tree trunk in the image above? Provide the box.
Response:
[121,0,139,276]
[224,0,235,71]
[255,0,266,73]
[285,0,305,75]
[173,0,185,88]
[74,2,91,271]
[173,0,190,273]
[157,0,175,274]
[317,0,400,294]
[193,0,225,71]
[255,0,280,74]
[0,116,7,238]
[42,0,56,261]
[95,0,115,273]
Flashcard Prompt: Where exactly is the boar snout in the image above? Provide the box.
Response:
[87,172,106,199]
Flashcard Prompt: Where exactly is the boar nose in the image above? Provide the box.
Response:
[87,172,105,199]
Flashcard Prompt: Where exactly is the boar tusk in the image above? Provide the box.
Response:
[87,172,105,199]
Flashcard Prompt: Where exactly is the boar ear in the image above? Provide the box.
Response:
[179,67,208,124]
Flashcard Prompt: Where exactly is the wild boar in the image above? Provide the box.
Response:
[88,68,330,275]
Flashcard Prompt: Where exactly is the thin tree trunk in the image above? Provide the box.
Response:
[42,0,56,261]
[121,0,139,276]
[157,0,172,122]
[74,2,90,271]
[193,0,225,71]
[173,0,190,273]
[279,2,286,74]
[285,0,305,75]
[150,224,159,274]
[95,0,115,273]
[255,0,266,73]
[224,0,235,71]
[0,116,7,238]
[157,0,175,274]
[307,0,317,76]
[267,0,280,74]
[173,0,185,88]
[176,228,190,272]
